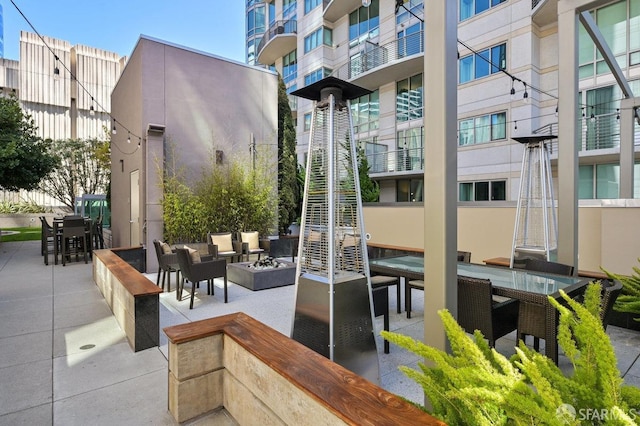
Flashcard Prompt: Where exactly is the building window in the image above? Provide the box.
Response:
[397,22,423,58]
[283,50,297,86]
[397,127,423,171]
[351,90,379,133]
[283,0,297,18]
[304,27,332,53]
[247,4,266,38]
[579,163,640,199]
[303,113,312,131]
[460,0,506,21]
[579,0,639,79]
[349,0,380,48]
[459,43,506,84]
[396,74,423,122]
[396,0,424,25]
[458,112,507,145]
[304,0,321,14]
[304,67,332,86]
[397,179,424,202]
[269,1,275,25]
[459,180,506,201]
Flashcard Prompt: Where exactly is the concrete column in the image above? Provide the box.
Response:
[557,1,579,269]
[423,0,458,353]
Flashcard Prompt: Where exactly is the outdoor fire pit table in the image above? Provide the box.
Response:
[227,259,296,291]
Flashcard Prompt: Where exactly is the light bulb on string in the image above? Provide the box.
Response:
[555,104,559,117]
[53,55,60,81]
[590,106,595,122]
[138,137,142,147]
[89,97,95,116]
[514,120,518,133]
[127,132,131,144]
[616,108,620,120]
[510,77,515,96]
[112,120,117,135]
[522,83,529,103]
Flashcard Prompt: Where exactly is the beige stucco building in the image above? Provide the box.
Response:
[110,35,278,271]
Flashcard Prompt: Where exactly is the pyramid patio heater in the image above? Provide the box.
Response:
[510,135,559,267]
[290,77,379,384]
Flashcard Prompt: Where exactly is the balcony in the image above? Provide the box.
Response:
[366,146,424,176]
[257,19,297,65]
[366,114,640,177]
[532,0,559,27]
[534,113,640,158]
[331,32,424,90]
[323,0,361,23]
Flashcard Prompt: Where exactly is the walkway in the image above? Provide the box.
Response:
[0,240,639,424]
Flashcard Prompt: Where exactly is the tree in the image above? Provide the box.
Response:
[0,95,57,191]
[357,145,380,202]
[40,138,111,210]
[277,74,300,234]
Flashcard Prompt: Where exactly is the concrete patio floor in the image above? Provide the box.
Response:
[1,240,639,425]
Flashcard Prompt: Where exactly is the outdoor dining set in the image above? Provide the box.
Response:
[39,215,104,266]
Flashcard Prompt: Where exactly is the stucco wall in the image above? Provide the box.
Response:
[363,203,640,276]
[111,36,278,272]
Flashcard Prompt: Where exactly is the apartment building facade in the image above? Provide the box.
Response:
[0,31,126,206]
[247,0,640,204]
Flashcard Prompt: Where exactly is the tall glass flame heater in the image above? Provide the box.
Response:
[290,77,379,384]
[510,135,559,267]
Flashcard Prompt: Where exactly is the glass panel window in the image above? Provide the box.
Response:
[304,0,321,14]
[305,27,332,53]
[458,43,506,83]
[282,50,297,86]
[364,139,386,173]
[596,163,619,199]
[349,0,380,48]
[396,74,423,122]
[459,182,473,201]
[304,67,332,86]
[396,179,423,202]
[459,0,505,21]
[457,111,506,145]
[459,180,506,201]
[351,90,380,133]
[303,113,312,131]
[579,165,595,199]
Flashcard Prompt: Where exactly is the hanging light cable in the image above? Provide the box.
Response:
[53,55,60,80]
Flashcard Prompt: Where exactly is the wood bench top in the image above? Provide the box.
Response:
[94,248,162,297]
[164,312,445,426]
[483,256,609,280]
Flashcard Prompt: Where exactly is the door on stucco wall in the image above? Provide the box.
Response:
[130,169,140,246]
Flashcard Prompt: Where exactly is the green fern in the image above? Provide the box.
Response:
[381,283,640,425]
[602,260,640,322]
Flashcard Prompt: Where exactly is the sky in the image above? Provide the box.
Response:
[2,0,247,63]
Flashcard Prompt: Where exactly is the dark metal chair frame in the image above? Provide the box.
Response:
[61,217,89,266]
[152,240,180,292]
[176,248,228,309]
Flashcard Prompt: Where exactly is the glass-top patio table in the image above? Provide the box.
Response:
[369,255,590,363]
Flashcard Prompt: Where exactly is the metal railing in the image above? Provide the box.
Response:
[331,31,424,81]
[533,112,640,154]
[256,19,298,58]
[366,147,424,174]
[365,115,639,175]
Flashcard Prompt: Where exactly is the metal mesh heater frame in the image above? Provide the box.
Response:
[290,78,379,384]
[510,135,559,266]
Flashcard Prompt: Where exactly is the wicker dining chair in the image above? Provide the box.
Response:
[457,275,520,347]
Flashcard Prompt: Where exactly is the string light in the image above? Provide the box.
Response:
[112,120,117,135]
[127,132,131,144]
[138,137,142,147]
[510,77,515,96]
[514,121,518,133]
[53,55,60,80]
[616,108,620,120]
[590,106,596,122]
[89,96,95,116]
[523,83,529,103]
[555,104,559,117]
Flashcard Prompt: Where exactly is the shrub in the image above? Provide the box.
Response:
[381,284,640,425]
[0,201,49,214]
[603,260,640,322]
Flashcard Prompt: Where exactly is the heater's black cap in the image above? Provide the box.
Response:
[512,135,557,144]
[291,76,372,101]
